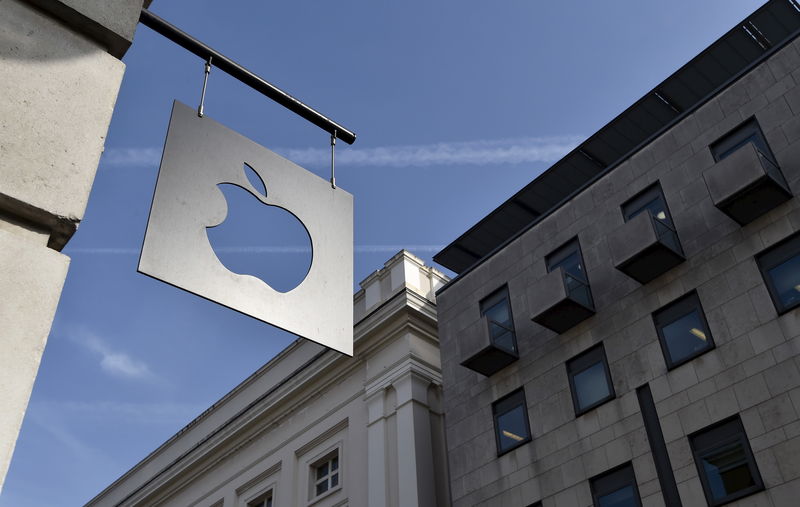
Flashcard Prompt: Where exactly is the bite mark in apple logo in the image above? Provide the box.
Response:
[206,163,313,293]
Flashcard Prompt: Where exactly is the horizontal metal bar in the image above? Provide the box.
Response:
[139,9,357,145]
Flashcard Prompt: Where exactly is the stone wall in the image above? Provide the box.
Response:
[438,31,800,507]
[0,0,147,490]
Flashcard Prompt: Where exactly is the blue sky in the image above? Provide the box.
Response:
[1,1,768,505]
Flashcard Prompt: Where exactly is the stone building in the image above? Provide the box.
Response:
[434,1,800,505]
[86,251,450,507]
[0,0,151,490]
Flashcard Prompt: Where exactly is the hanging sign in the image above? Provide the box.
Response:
[139,100,354,355]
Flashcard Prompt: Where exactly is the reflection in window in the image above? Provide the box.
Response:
[622,183,682,255]
[546,238,593,309]
[590,463,642,507]
[481,288,517,354]
[690,417,763,506]
[653,292,714,369]
[767,255,800,310]
[756,232,800,314]
[492,389,531,455]
[567,343,615,416]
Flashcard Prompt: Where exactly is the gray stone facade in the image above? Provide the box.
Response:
[437,25,800,507]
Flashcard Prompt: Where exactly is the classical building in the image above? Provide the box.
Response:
[86,251,450,507]
[434,1,800,505]
[0,0,151,490]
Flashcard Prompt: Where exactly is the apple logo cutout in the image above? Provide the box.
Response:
[206,163,313,293]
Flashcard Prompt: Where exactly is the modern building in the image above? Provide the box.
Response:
[0,0,151,490]
[434,1,800,506]
[86,251,450,507]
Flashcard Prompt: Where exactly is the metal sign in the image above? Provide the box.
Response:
[139,101,354,355]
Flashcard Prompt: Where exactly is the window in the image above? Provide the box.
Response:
[590,463,642,507]
[480,287,517,355]
[756,232,800,314]
[546,238,592,308]
[652,291,715,369]
[492,388,531,455]
[710,117,775,163]
[622,183,681,254]
[248,492,273,507]
[566,343,615,416]
[311,450,340,499]
[690,416,763,506]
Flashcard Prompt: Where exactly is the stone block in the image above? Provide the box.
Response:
[0,0,125,246]
[734,374,772,410]
[24,0,147,58]
[0,229,69,488]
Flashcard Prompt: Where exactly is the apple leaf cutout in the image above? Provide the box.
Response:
[244,163,267,198]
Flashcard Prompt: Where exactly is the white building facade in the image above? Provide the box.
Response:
[87,251,450,507]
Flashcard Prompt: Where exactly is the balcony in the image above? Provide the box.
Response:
[609,211,685,284]
[530,267,595,333]
[460,317,518,376]
[703,143,792,225]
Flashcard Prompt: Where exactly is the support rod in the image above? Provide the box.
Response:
[139,9,357,145]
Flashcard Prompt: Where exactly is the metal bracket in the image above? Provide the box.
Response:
[198,56,212,118]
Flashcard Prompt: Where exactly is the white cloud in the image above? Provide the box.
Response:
[102,135,582,169]
[71,330,156,382]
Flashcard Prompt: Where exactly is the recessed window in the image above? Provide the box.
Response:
[590,462,642,507]
[622,183,681,254]
[756,232,800,314]
[311,450,340,499]
[710,117,775,163]
[652,291,715,369]
[546,238,592,308]
[247,491,273,507]
[492,388,531,455]
[566,343,615,416]
[480,287,517,355]
[690,416,763,506]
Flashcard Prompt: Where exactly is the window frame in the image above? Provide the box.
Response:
[756,232,800,315]
[652,291,715,370]
[689,416,764,507]
[566,343,616,417]
[492,388,532,456]
[710,116,775,164]
[590,462,643,507]
[479,285,518,356]
[309,448,341,502]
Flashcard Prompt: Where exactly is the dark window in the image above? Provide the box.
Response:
[690,416,763,506]
[710,117,775,164]
[546,238,586,282]
[590,462,642,507]
[492,388,531,455]
[480,287,517,355]
[546,238,593,308]
[248,492,273,507]
[652,291,715,369]
[756,232,800,314]
[623,183,673,226]
[566,343,615,416]
[526,503,542,507]
[311,450,340,498]
[622,183,681,255]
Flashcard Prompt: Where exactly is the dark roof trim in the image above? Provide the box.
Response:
[437,4,800,296]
